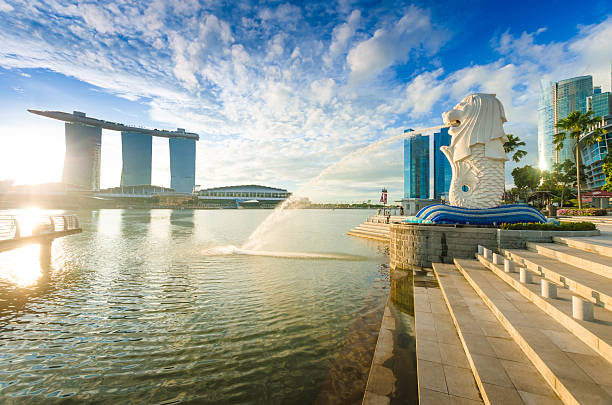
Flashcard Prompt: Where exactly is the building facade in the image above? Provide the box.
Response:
[196,185,291,208]
[580,116,612,190]
[170,135,196,194]
[587,91,612,119]
[403,128,451,200]
[538,76,593,170]
[62,118,102,190]
[120,131,152,186]
[29,110,198,192]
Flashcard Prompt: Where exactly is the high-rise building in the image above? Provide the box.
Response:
[587,92,612,118]
[581,116,612,189]
[62,112,102,190]
[29,110,199,193]
[538,80,555,171]
[403,128,451,200]
[169,134,196,193]
[538,76,593,170]
[120,132,152,186]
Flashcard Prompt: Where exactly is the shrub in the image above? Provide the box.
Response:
[499,222,596,231]
[556,208,606,216]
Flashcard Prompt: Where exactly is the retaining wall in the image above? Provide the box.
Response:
[390,224,497,270]
[390,224,601,270]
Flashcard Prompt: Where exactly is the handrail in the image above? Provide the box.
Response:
[0,214,81,241]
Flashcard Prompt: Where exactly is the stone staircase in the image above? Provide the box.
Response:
[420,236,612,404]
[347,218,392,242]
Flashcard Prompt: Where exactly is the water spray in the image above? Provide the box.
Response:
[242,122,453,251]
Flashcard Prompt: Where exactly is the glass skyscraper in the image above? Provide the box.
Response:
[120,132,152,186]
[538,80,555,171]
[62,119,102,190]
[169,136,196,193]
[538,76,593,170]
[587,92,612,119]
[403,128,451,199]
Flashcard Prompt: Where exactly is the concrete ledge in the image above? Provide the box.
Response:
[553,236,612,259]
[455,258,612,405]
[497,229,600,250]
[432,263,559,405]
[503,248,612,311]
[526,242,612,279]
[477,254,612,363]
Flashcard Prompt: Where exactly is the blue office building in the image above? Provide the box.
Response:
[538,80,555,171]
[120,132,152,186]
[403,128,451,200]
[587,91,612,119]
[170,135,196,193]
[538,76,593,169]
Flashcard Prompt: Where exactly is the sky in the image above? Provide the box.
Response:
[0,0,610,202]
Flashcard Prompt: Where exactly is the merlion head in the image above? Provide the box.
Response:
[442,93,508,162]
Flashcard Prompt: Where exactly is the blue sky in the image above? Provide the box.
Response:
[0,0,610,202]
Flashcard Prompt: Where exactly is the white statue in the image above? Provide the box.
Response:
[440,93,508,208]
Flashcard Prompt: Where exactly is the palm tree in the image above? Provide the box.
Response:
[503,134,527,163]
[554,110,605,209]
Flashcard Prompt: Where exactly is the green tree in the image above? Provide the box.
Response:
[511,165,541,200]
[539,160,576,207]
[554,110,606,209]
[503,134,527,163]
[602,154,612,192]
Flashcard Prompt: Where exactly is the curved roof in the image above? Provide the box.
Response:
[199,184,288,192]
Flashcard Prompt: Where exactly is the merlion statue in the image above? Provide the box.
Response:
[440,93,508,208]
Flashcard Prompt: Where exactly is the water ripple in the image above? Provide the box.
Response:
[0,209,386,404]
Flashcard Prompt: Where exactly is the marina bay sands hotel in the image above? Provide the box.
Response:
[28,110,199,193]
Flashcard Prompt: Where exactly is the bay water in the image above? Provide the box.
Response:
[0,209,389,404]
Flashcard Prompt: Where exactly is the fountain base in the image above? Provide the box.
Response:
[414,203,547,225]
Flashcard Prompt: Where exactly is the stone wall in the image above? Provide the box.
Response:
[390,224,601,270]
[390,224,497,270]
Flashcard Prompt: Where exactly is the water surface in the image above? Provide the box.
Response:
[0,209,388,404]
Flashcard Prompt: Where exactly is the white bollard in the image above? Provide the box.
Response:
[541,279,557,299]
[493,253,503,265]
[519,267,532,284]
[572,296,594,321]
[478,245,484,255]
[483,248,492,261]
[504,258,515,273]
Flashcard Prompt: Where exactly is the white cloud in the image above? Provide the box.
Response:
[311,78,336,105]
[325,9,361,66]
[0,2,610,201]
[0,0,13,12]
[347,6,446,82]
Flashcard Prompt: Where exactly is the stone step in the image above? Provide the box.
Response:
[526,242,612,279]
[354,225,389,236]
[346,229,388,242]
[503,248,612,311]
[553,236,612,259]
[455,258,612,405]
[358,224,390,232]
[414,273,484,404]
[478,254,612,363]
[352,226,389,236]
[360,226,390,233]
[432,262,562,405]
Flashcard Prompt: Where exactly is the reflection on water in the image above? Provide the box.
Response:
[0,209,387,404]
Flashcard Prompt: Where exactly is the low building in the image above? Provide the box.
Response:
[96,185,176,198]
[196,185,291,208]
